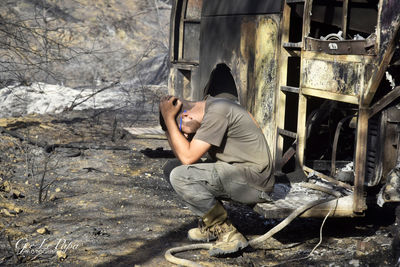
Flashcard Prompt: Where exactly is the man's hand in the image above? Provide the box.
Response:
[159,95,182,122]
[159,95,211,165]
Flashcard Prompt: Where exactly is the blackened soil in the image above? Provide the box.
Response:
[0,110,398,267]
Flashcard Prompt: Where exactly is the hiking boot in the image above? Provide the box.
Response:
[187,200,227,242]
[208,221,248,257]
[188,201,248,255]
[187,220,217,242]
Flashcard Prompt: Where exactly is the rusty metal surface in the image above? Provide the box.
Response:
[251,16,280,149]
[304,38,375,55]
[183,22,200,61]
[167,1,400,214]
[202,0,282,17]
[185,0,202,19]
[301,55,373,96]
[197,13,281,149]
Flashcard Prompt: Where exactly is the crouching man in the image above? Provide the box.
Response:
[159,95,274,256]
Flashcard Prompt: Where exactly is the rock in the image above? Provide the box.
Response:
[11,190,25,199]
[37,227,50,234]
[1,208,15,217]
[349,259,360,267]
[0,181,11,192]
[55,187,61,193]
[57,250,67,261]
[14,207,23,214]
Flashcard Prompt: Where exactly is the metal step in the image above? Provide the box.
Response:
[277,128,297,138]
[283,42,302,50]
[281,85,300,94]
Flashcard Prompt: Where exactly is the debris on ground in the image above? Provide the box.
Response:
[0,110,398,266]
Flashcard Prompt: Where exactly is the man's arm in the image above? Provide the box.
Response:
[160,96,210,165]
[165,130,210,165]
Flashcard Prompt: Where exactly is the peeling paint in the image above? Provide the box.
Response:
[302,59,365,95]
[253,16,280,153]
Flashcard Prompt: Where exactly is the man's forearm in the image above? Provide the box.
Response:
[164,117,210,165]
[165,117,191,161]
[165,131,178,158]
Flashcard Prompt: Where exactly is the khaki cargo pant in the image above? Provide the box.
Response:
[163,159,269,216]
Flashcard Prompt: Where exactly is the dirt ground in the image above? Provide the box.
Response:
[0,109,399,267]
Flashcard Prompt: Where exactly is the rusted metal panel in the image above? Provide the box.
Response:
[198,14,281,151]
[185,0,202,19]
[304,38,375,55]
[301,53,374,97]
[252,16,280,154]
[238,17,256,107]
[183,22,200,61]
[198,15,242,101]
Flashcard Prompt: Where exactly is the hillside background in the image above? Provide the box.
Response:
[0,0,172,118]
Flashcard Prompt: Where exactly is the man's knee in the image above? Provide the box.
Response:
[162,159,181,184]
[169,165,188,189]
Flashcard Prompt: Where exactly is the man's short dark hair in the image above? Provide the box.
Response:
[159,98,195,131]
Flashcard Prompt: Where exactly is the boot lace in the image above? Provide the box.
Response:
[198,219,214,242]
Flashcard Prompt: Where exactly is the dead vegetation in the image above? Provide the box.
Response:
[0,110,398,267]
[0,1,398,266]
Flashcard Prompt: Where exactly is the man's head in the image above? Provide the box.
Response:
[175,99,201,134]
[159,95,203,134]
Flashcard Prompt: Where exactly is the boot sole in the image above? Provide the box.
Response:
[188,234,217,242]
[208,241,248,257]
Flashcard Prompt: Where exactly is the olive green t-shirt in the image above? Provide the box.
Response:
[193,96,274,191]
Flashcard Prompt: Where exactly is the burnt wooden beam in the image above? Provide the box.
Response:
[369,86,400,118]
[353,108,369,213]
[363,21,400,105]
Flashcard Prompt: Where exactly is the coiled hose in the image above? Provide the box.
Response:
[165,184,341,267]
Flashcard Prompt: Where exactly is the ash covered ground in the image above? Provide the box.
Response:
[0,101,399,266]
[1,1,399,266]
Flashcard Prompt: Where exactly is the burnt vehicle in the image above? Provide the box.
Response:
[168,0,400,219]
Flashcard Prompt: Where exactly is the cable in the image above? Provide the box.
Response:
[272,198,339,266]
[164,197,339,267]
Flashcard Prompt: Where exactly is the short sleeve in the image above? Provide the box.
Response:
[194,111,228,147]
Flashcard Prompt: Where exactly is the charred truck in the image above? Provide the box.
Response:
[168,0,400,219]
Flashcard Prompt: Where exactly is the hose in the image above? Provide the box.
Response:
[165,243,212,267]
[165,196,337,267]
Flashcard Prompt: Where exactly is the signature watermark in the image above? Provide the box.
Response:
[15,237,80,257]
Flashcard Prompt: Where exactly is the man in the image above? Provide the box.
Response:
[159,95,274,256]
